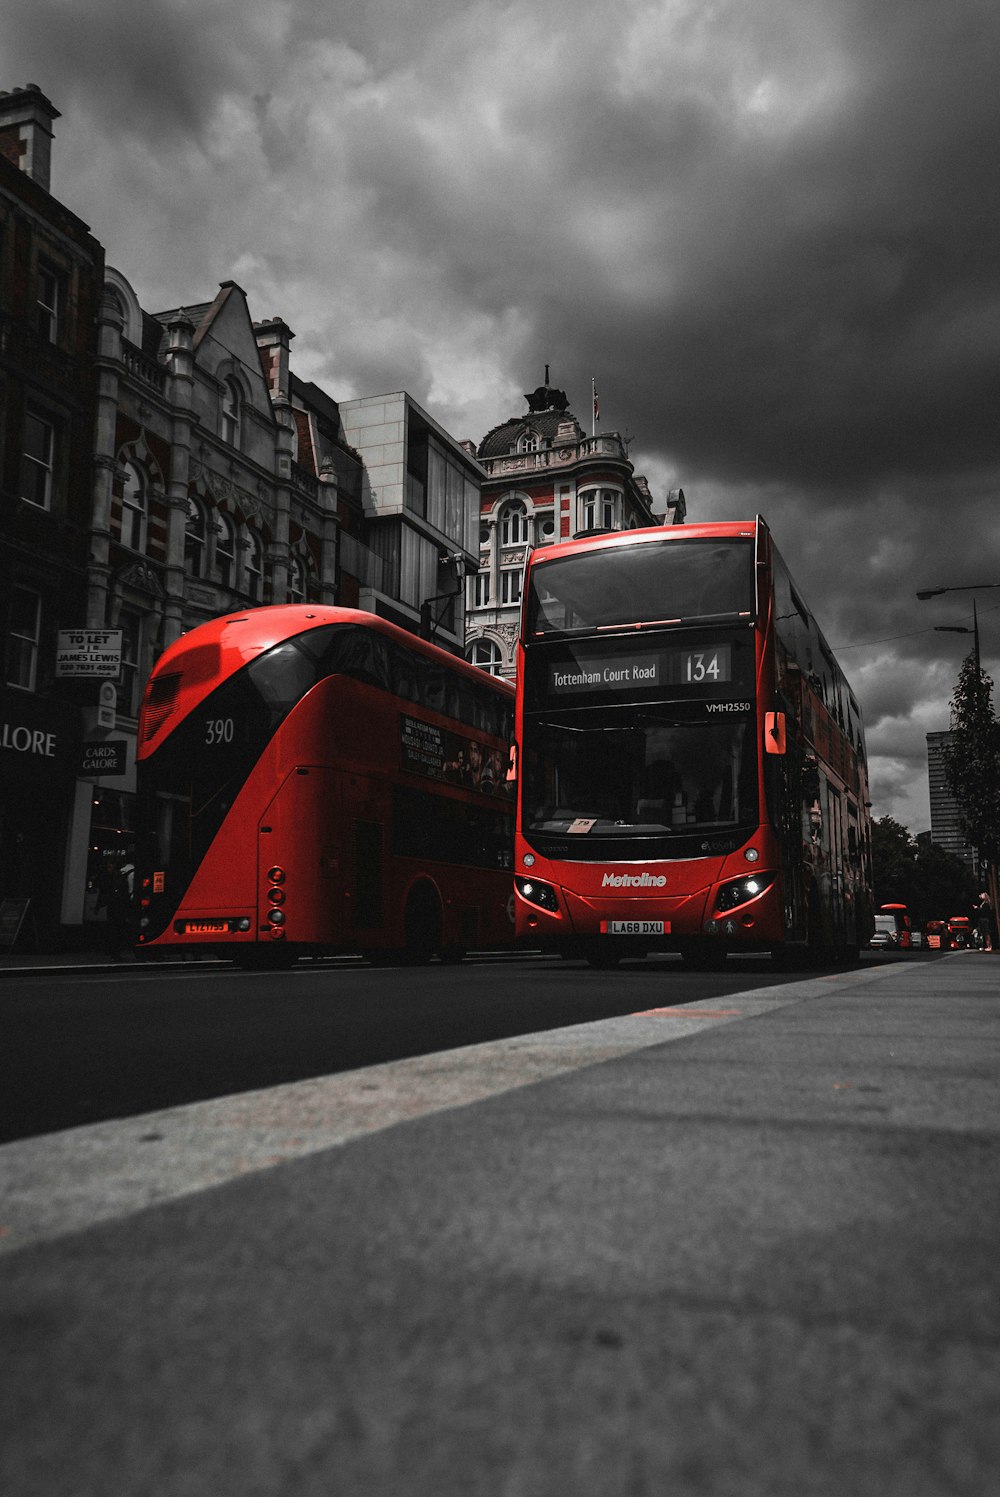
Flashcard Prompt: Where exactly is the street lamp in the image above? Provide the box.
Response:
[917,585,993,674]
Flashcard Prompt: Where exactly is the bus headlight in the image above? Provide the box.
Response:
[515,875,559,913]
[714,875,774,914]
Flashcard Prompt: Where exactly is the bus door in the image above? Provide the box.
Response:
[258,765,341,944]
[341,773,386,937]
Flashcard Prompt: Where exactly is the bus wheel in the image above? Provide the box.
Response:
[403,883,442,965]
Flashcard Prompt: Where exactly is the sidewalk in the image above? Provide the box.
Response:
[1,949,997,1497]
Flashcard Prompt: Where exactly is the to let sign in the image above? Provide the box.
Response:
[56,629,123,678]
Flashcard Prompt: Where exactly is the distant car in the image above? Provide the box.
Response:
[870,915,899,950]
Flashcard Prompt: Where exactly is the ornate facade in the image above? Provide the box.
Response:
[465,378,685,678]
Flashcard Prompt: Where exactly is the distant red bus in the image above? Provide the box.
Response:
[879,902,912,950]
[136,606,515,965]
[513,518,873,966]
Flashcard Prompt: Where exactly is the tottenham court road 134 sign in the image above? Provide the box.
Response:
[56,629,123,679]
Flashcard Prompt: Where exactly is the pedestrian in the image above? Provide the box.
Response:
[973,891,993,952]
[102,858,136,958]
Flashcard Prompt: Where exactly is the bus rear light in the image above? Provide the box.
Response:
[268,887,285,904]
[270,927,286,941]
[237,918,251,932]
[267,867,286,884]
[267,908,286,925]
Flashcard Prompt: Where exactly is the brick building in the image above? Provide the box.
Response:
[465,376,684,677]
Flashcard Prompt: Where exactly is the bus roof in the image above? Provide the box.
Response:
[528,520,761,569]
[140,605,512,753]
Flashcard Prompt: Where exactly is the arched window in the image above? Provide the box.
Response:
[184,497,206,578]
[468,638,503,676]
[221,379,242,448]
[245,529,264,602]
[121,462,147,550]
[500,500,529,546]
[288,555,305,603]
[580,488,620,531]
[215,513,236,588]
[516,432,538,454]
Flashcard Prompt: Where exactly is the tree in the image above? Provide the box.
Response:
[941,652,1000,940]
[871,816,977,922]
[871,816,916,908]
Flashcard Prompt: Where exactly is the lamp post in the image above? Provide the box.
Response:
[917,583,996,673]
[933,602,981,674]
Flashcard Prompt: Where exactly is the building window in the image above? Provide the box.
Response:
[245,530,263,602]
[471,571,491,608]
[535,515,556,546]
[185,498,206,577]
[36,263,62,343]
[215,514,236,588]
[118,609,143,718]
[516,433,538,454]
[6,586,41,690]
[500,500,529,546]
[581,488,620,531]
[221,379,241,447]
[500,567,522,606]
[468,638,504,676]
[121,463,147,551]
[19,410,54,509]
[288,556,305,603]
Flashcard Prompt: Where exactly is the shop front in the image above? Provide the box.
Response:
[0,689,82,950]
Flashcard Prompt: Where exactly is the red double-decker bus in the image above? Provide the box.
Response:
[135,606,515,965]
[513,518,873,966]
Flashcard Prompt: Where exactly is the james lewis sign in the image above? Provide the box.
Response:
[56,630,123,679]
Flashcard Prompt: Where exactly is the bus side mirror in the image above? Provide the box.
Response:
[507,743,518,782]
[764,711,787,755]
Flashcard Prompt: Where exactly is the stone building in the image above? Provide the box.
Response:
[1,83,483,947]
[0,85,104,946]
[465,376,685,677]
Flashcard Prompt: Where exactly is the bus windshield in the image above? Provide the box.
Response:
[523,705,758,848]
[525,537,755,639]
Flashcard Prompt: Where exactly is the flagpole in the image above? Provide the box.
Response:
[592,376,596,438]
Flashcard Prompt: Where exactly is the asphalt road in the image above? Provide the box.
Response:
[0,950,845,1143]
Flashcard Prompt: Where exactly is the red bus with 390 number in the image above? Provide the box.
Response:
[135,606,515,965]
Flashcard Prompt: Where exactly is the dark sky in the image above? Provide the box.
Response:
[9,0,1000,831]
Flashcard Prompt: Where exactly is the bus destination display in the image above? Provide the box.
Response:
[548,644,733,695]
